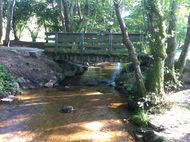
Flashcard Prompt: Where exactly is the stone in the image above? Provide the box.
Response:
[16,77,26,84]
[134,133,144,142]
[59,106,74,113]
[44,80,56,88]
[143,130,168,142]
[148,122,166,132]
[62,86,70,91]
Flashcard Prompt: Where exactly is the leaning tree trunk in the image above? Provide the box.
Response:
[175,13,190,73]
[0,0,3,43]
[114,0,146,97]
[144,0,167,95]
[4,0,16,46]
[165,0,178,82]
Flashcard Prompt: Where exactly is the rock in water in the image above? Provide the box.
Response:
[143,130,168,142]
[59,106,74,113]
[44,80,56,88]
[62,86,70,91]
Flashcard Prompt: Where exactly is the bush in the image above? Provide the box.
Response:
[0,64,17,97]
[115,69,136,94]
[115,63,147,95]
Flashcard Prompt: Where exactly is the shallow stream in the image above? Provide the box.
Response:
[0,63,134,142]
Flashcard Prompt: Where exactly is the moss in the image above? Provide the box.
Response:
[145,58,165,95]
[0,64,17,97]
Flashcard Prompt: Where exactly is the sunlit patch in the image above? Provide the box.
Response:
[71,132,113,141]
[86,92,103,96]
[83,121,103,131]
[0,98,14,102]
[90,98,100,102]
[109,103,126,109]
[21,102,49,107]
[0,131,35,142]
[89,66,101,69]
[48,131,116,142]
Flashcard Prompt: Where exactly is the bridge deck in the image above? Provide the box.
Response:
[45,32,145,62]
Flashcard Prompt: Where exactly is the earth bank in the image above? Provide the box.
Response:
[0,47,86,95]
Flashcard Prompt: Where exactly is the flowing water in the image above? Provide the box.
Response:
[0,63,134,142]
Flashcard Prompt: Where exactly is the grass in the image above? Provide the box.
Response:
[131,110,149,126]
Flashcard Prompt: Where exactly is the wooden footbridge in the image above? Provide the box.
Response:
[45,32,146,63]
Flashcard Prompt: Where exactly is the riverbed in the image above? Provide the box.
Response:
[0,63,134,142]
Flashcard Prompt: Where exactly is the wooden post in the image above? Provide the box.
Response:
[80,32,84,52]
[109,32,113,53]
[45,33,48,43]
[55,32,58,48]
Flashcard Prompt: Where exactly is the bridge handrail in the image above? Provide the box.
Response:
[45,32,145,35]
[45,32,146,53]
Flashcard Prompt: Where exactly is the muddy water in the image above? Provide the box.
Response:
[0,63,134,142]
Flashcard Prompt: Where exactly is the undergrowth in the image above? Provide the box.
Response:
[0,64,17,97]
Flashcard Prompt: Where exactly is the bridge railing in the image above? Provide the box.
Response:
[45,32,145,54]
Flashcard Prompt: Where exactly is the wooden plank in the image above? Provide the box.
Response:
[45,37,56,41]
[45,43,56,47]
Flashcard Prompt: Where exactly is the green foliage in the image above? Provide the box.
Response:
[34,1,61,32]
[13,0,35,40]
[0,64,17,97]
[115,62,148,95]
[131,110,149,126]
[115,69,136,94]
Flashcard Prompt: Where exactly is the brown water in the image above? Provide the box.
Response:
[0,64,134,142]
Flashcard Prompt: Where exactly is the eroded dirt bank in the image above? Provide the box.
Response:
[0,47,86,90]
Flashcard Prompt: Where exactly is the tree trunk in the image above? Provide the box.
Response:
[69,0,76,19]
[77,0,83,22]
[12,19,19,41]
[114,0,146,97]
[62,0,71,32]
[60,0,66,31]
[165,0,178,82]
[144,0,167,95]
[175,14,190,73]
[0,0,3,43]
[4,0,16,46]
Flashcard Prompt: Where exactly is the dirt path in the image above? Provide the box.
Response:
[149,89,190,142]
[0,86,134,142]
[147,58,190,142]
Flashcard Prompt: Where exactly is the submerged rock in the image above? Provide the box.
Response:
[58,86,71,91]
[84,78,114,87]
[84,79,99,86]
[59,106,74,113]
